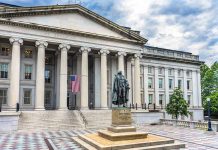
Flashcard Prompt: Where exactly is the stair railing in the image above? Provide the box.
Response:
[77,109,88,128]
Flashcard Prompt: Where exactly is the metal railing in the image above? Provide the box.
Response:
[77,109,88,128]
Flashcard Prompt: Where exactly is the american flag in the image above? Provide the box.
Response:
[71,75,80,93]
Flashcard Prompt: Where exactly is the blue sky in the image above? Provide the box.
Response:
[1,0,218,65]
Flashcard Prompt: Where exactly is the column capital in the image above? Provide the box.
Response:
[35,41,48,48]
[58,43,71,51]
[117,51,127,56]
[99,49,110,55]
[134,53,142,58]
[80,46,91,53]
[9,37,23,45]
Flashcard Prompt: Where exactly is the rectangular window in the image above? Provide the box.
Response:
[159,94,164,105]
[158,68,163,75]
[1,47,10,56]
[24,49,33,58]
[187,95,191,105]
[159,78,163,89]
[23,89,31,105]
[178,69,183,77]
[0,89,7,104]
[148,66,152,74]
[178,79,182,89]
[149,94,153,104]
[148,77,153,89]
[24,65,32,80]
[45,70,51,83]
[0,63,8,79]
[169,79,173,89]
[168,69,173,76]
[187,80,190,90]
[186,71,190,77]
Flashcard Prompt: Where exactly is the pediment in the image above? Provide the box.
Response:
[0,5,147,43]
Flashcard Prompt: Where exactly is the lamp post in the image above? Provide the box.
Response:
[207,98,212,131]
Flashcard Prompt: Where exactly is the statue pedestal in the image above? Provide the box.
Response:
[73,107,185,150]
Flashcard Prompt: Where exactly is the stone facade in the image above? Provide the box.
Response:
[0,4,203,120]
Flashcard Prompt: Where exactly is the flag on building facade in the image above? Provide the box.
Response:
[71,75,80,93]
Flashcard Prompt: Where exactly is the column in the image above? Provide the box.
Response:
[164,68,169,106]
[117,51,126,75]
[143,65,149,105]
[154,67,159,106]
[192,70,198,107]
[9,37,23,110]
[35,41,48,110]
[100,49,109,109]
[126,57,132,107]
[94,56,101,108]
[183,69,187,100]
[58,44,71,110]
[80,47,91,109]
[134,53,141,107]
[174,68,178,88]
[197,70,202,107]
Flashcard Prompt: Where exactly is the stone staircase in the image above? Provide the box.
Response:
[81,110,112,129]
[18,110,84,131]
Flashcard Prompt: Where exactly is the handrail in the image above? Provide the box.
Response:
[77,109,88,128]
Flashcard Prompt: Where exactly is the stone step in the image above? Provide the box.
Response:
[123,141,186,150]
[72,137,97,150]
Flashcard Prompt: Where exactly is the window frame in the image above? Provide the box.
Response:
[0,88,8,105]
[148,77,153,89]
[24,64,32,80]
[23,89,32,105]
[0,63,9,79]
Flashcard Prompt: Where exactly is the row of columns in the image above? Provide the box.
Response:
[8,37,142,110]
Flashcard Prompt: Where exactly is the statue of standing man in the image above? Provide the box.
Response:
[112,71,130,107]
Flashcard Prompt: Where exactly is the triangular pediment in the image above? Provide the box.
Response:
[10,13,128,39]
[0,4,147,43]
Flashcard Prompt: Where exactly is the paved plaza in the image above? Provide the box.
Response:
[0,125,217,150]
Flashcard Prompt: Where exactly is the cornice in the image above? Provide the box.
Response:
[142,53,204,65]
[0,4,148,43]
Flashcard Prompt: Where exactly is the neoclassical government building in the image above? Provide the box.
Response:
[0,3,203,120]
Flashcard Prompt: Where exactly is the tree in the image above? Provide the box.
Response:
[201,62,218,114]
[166,88,190,119]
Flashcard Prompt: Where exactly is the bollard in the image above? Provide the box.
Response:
[0,100,2,112]
[148,103,150,109]
[154,103,156,110]
[130,103,132,109]
[132,103,134,109]
[145,103,146,110]
[136,103,137,110]
[141,104,143,109]
[16,103,19,112]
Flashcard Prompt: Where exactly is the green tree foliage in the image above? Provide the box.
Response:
[166,88,190,119]
[201,62,218,114]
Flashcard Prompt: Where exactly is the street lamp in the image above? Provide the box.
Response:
[207,98,212,131]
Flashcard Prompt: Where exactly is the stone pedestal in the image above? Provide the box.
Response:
[73,108,185,150]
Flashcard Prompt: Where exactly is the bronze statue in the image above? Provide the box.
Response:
[112,71,130,107]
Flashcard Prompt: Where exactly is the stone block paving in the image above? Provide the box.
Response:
[0,129,95,150]
[0,126,217,149]
[139,125,218,150]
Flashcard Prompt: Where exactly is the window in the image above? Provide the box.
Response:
[159,78,163,89]
[186,70,190,77]
[148,66,152,74]
[149,94,153,104]
[187,80,190,90]
[159,94,164,105]
[24,65,32,80]
[187,95,191,105]
[148,77,153,89]
[1,47,10,56]
[178,80,182,89]
[45,56,53,65]
[140,66,143,74]
[23,89,31,105]
[169,79,173,89]
[168,69,173,76]
[45,70,51,83]
[24,49,33,58]
[0,63,8,79]
[0,89,7,104]
[158,68,163,75]
[178,69,183,76]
